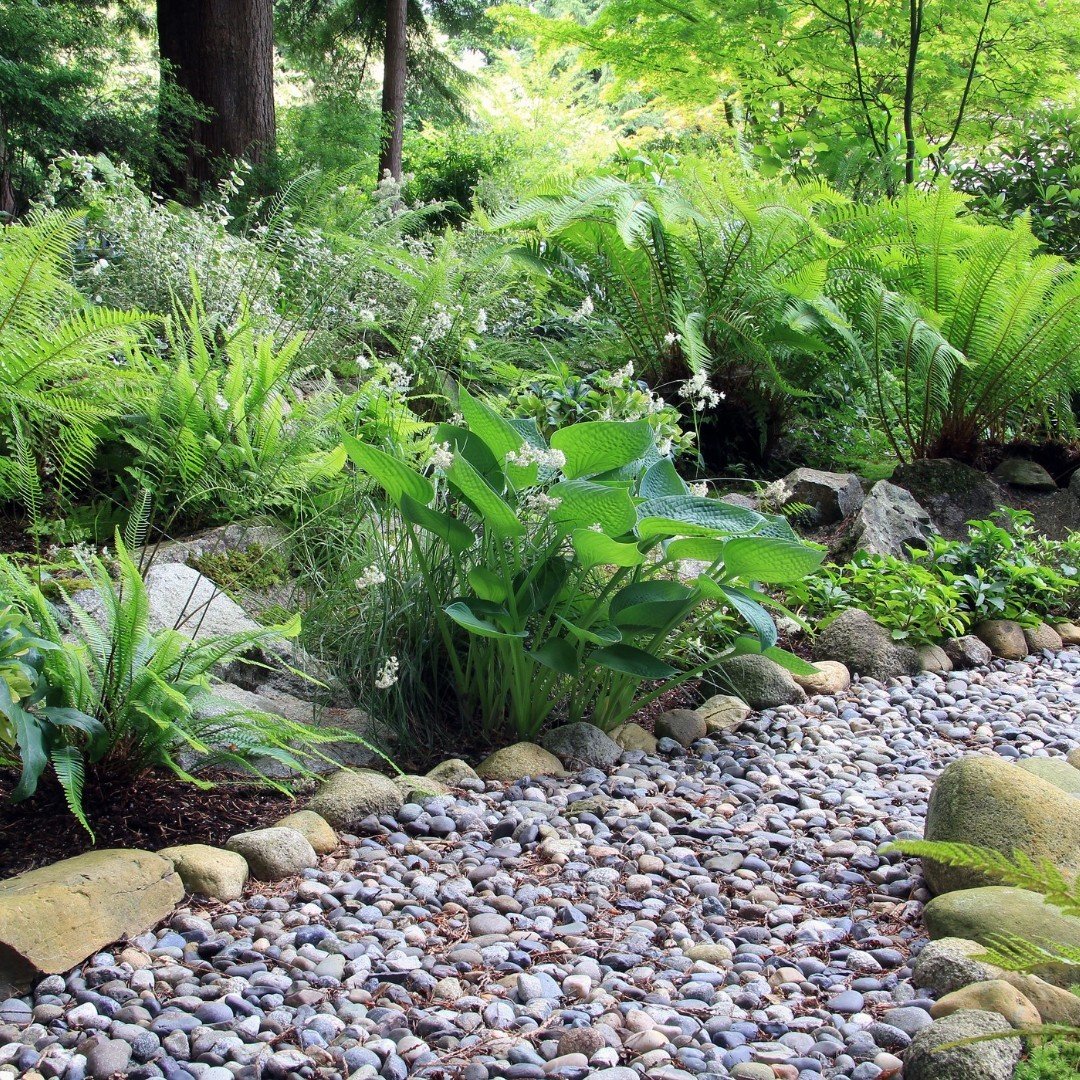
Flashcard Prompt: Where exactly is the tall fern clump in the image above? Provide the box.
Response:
[122,297,348,530]
[0,210,150,531]
[488,159,859,462]
[830,186,1080,461]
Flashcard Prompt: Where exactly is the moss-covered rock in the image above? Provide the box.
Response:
[923,755,1080,892]
[1017,756,1080,796]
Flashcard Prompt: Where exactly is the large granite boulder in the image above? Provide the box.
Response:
[929,980,1041,1029]
[0,850,183,992]
[541,723,622,768]
[943,635,993,669]
[475,742,567,781]
[911,938,997,997]
[973,619,1028,660]
[1017,756,1080,796]
[225,828,318,881]
[903,1010,1021,1080]
[608,722,658,753]
[923,756,1080,892]
[654,709,708,746]
[992,458,1056,489]
[273,810,338,854]
[698,694,752,734]
[307,768,404,829]
[1023,621,1063,654]
[157,844,249,901]
[850,480,935,558]
[1053,620,1080,645]
[762,468,863,525]
[917,644,953,674]
[811,608,920,683]
[140,522,285,567]
[924,887,1080,987]
[1000,972,1080,1026]
[793,660,851,695]
[718,654,807,708]
[426,758,481,786]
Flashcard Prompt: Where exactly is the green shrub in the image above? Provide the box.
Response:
[1016,1041,1080,1079]
[336,394,823,741]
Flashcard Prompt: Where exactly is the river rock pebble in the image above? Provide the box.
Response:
[5,651,1080,1077]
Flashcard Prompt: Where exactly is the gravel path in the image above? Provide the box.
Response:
[4,652,1080,1080]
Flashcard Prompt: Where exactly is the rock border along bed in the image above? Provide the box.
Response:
[0,610,1078,1079]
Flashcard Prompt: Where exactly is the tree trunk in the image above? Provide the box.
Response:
[157,0,276,195]
[378,0,408,181]
[903,0,923,185]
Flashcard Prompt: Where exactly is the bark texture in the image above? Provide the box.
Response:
[157,0,276,193]
[378,0,408,180]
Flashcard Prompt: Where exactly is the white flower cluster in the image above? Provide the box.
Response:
[600,362,635,389]
[523,492,563,514]
[354,566,387,590]
[664,331,683,346]
[679,371,724,411]
[428,442,455,471]
[375,656,400,690]
[689,481,709,497]
[505,445,567,470]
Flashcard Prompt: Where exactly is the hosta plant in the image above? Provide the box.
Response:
[344,392,824,739]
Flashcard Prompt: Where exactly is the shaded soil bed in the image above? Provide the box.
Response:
[0,769,296,878]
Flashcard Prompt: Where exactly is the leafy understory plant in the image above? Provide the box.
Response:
[345,390,824,740]
[0,537,360,834]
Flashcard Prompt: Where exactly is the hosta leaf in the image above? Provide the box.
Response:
[434,424,504,488]
[551,480,636,535]
[467,567,508,602]
[664,537,727,564]
[588,644,678,679]
[551,420,655,480]
[610,580,695,631]
[344,435,433,506]
[729,636,819,676]
[400,494,475,554]
[526,638,580,675]
[717,585,777,649]
[447,455,525,537]
[445,600,527,639]
[639,458,690,500]
[556,616,622,646]
[722,536,825,583]
[637,496,763,539]
[459,388,535,487]
[571,529,646,570]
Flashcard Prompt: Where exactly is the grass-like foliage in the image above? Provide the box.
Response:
[0,536,358,834]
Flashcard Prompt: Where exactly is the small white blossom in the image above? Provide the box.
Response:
[505,444,567,470]
[354,566,387,590]
[375,656,400,690]
[475,308,488,334]
[570,295,594,322]
[523,492,563,514]
[679,371,722,411]
[657,437,673,457]
[429,442,455,471]
[689,481,709,497]
[385,362,413,393]
[600,362,634,389]
[663,331,682,346]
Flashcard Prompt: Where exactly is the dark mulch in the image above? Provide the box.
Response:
[0,512,32,556]
[0,769,297,879]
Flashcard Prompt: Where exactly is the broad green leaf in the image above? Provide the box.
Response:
[756,513,801,540]
[447,455,525,537]
[551,480,636,535]
[526,638,579,675]
[718,585,778,649]
[610,580,695,631]
[636,496,763,539]
[588,644,678,679]
[515,557,571,615]
[639,458,690,500]
[551,420,655,479]
[722,536,825,583]
[459,388,535,487]
[664,537,727,563]
[556,616,622,646]
[571,529,646,569]
[467,567,507,602]
[0,680,45,802]
[444,600,527,639]
[434,424,504,488]
[401,494,475,554]
[344,434,433,506]
[730,636,819,676]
